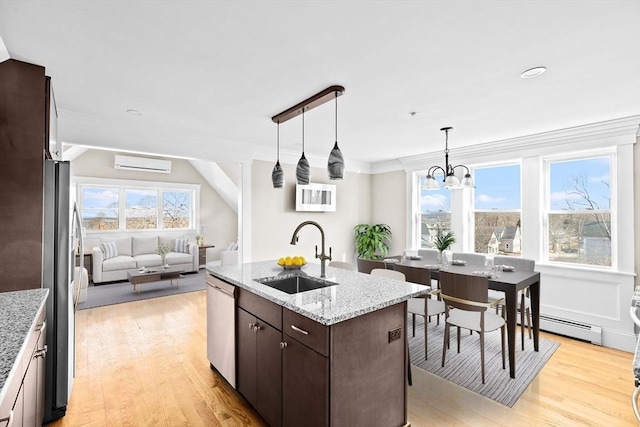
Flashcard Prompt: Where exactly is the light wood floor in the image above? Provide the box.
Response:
[47,290,637,427]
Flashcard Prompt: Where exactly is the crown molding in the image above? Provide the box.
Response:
[399,115,640,172]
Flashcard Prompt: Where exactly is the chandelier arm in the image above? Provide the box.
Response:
[427,165,446,177]
[450,164,471,174]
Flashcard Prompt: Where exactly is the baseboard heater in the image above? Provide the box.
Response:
[537,314,602,345]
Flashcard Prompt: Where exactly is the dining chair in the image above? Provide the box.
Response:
[493,256,536,350]
[356,258,385,274]
[392,263,445,360]
[451,252,487,266]
[417,248,440,264]
[328,260,354,270]
[369,268,405,281]
[439,270,506,384]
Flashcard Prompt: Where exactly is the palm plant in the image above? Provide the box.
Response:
[433,229,456,253]
[353,223,392,260]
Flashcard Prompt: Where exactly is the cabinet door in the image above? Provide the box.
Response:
[282,335,329,427]
[236,308,257,408]
[36,322,46,426]
[256,321,282,427]
[12,382,24,427]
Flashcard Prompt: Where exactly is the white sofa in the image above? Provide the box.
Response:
[92,235,198,284]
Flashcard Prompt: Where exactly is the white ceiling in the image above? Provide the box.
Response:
[1,1,639,169]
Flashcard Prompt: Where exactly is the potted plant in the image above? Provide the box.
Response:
[433,229,456,264]
[353,224,392,260]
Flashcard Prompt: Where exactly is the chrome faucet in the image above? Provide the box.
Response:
[290,221,332,278]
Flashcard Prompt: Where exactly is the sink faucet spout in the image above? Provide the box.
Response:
[290,221,332,278]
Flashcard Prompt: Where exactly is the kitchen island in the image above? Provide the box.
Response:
[207,260,429,427]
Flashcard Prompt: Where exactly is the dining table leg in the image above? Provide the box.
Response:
[505,287,518,378]
[530,280,540,352]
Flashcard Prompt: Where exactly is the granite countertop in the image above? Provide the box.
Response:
[0,289,49,405]
[206,260,429,325]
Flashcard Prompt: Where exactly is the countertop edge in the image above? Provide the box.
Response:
[206,262,430,326]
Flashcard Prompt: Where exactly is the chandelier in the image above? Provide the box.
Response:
[423,127,473,190]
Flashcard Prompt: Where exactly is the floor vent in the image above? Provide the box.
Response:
[537,314,602,345]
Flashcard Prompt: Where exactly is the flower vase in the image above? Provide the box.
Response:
[161,254,169,268]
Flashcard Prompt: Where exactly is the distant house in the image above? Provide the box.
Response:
[582,221,611,259]
[488,225,521,254]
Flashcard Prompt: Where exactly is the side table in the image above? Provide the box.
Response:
[199,244,215,268]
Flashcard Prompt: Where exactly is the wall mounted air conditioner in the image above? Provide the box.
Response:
[114,155,171,174]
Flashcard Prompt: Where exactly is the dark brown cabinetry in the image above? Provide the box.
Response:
[233,285,407,427]
[0,59,50,292]
[237,308,282,427]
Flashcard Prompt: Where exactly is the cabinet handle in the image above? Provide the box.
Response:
[280,342,288,349]
[290,325,309,335]
[253,324,262,332]
[34,345,48,358]
[0,410,13,427]
[249,322,256,330]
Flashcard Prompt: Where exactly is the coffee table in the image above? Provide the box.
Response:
[127,266,185,295]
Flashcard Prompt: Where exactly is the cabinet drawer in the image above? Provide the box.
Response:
[237,288,282,330]
[283,309,329,357]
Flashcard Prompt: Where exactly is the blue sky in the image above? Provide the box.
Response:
[420,157,610,212]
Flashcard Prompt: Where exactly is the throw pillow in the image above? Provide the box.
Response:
[174,238,190,254]
[100,241,118,260]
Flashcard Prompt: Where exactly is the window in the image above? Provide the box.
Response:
[546,156,611,266]
[472,164,521,255]
[418,175,451,248]
[81,186,119,230]
[78,180,198,232]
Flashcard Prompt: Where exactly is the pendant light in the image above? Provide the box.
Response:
[271,122,284,188]
[327,92,345,180]
[296,110,310,185]
[423,127,473,190]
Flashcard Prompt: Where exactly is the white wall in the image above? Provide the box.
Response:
[371,170,406,256]
[70,149,238,261]
[251,160,371,266]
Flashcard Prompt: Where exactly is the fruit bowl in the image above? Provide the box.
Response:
[280,263,306,270]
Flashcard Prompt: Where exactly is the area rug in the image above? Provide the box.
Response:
[78,270,206,310]
[408,313,560,407]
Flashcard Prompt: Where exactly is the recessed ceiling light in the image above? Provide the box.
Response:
[126,109,142,115]
[520,67,547,79]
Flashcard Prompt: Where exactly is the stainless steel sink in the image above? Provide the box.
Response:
[256,275,337,294]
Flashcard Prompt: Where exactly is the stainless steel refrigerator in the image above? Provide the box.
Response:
[42,159,83,423]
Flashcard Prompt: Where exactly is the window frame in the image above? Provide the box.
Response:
[415,173,452,249]
[470,161,523,256]
[75,177,201,234]
[542,151,615,268]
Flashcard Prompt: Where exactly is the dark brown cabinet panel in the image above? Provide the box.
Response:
[236,307,283,427]
[282,334,329,427]
[236,308,258,408]
[0,59,48,292]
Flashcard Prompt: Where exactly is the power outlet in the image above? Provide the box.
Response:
[388,327,402,343]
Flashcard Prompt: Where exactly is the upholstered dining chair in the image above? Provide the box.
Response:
[328,260,354,270]
[369,268,405,281]
[417,248,440,264]
[356,258,385,274]
[451,252,487,266]
[493,256,536,350]
[439,270,506,384]
[392,263,445,360]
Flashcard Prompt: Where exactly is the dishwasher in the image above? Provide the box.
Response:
[206,274,236,388]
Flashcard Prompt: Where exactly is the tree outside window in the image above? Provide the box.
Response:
[125,189,157,229]
[547,157,611,266]
[419,176,451,248]
[162,190,191,229]
[473,164,521,255]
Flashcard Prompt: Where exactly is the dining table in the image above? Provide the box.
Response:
[396,258,541,379]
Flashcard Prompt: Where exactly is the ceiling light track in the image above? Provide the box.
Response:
[271,85,345,124]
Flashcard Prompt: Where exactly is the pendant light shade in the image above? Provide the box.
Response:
[328,93,345,180]
[296,111,310,185]
[271,122,284,189]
